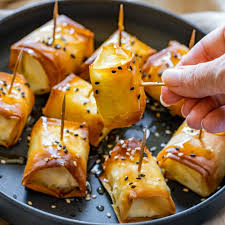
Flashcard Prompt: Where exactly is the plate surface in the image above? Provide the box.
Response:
[0,1,224,225]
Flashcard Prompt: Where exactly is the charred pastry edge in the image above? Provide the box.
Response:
[22,116,89,198]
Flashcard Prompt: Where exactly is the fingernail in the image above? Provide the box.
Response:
[162,69,182,86]
[181,105,187,118]
[160,95,171,107]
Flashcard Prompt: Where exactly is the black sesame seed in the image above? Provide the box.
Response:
[83,102,87,105]
[130,66,133,71]
[137,94,140,100]
[25,82,30,88]
[70,54,76,59]
[136,161,139,164]
[64,149,68,153]
[174,54,178,58]
[140,174,145,177]
[74,88,79,92]
[2,91,6,95]
[96,205,104,212]
[112,70,116,74]
[129,182,133,185]
[118,66,122,70]
[133,59,135,64]
[190,153,196,157]
[97,187,104,195]
[66,87,70,91]
[166,63,170,68]
[54,44,61,49]
[63,47,66,51]
[21,92,25,98]
[74,133,79,137]
[59,144,62,148]
[95,90,99,94]
[83,137,87,140]
[175,147,180,151]
[124,176,128,181]
[17,87,21,91]
[142,73,146,78]
[95,82,100,85]
[143,152,148,158]
[66,129,69,133]
[148,74,151,78]
[80,124,84,128]
[63,145,66,149]
[131,185,136,189]
[55,140,59,144]
[100,132,103,137]
[158,71,163,77]
[130,87,134,91]
[121,156,125,160]
[0,87,3,91]
[136,177,141,180]
[87,109,90,113]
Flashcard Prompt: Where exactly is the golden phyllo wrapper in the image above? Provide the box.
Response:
[142,41,189,116]
[43,74,110,147]
[157,121,225,197]
[0,72,34,147]
[100,137,176,223]
[78,30,156,81]
[22,116,90,198]
[10,15,94,94]
[90,44,146,129]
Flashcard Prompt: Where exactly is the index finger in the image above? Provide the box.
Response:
[178,25,225,66]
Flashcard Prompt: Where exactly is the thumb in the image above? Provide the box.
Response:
[162,54,225,98]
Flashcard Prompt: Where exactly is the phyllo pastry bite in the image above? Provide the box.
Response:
[0,72,34,147]
[22,116,90,198]
[90,44,146,129]
[142,41,189,116]
[42,74,110,147]
[78,30,156,81]
[100,137,175,223]
[157,121,225,197]
[9,15,94,94]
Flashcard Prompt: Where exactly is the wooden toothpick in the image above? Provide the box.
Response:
[8,49,24,95]
[198,128,203,140]
[138,127,148,173]
[189,29,196,50]
[60,94,66,141]
[52,0,58,45]
[118,4,124,47]
[141,81,165,87]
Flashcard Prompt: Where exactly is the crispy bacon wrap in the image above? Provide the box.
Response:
[0,72,34,147]
[22,116,90,198]
[90,44,146,129]
[42,74,110,147]
[142,41,189,116]
[9,15,94,94]
[157,121,225,197]
[100,138,175,223]
[78,30,156,81]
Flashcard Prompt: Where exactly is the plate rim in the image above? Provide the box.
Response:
[0,0,224,225]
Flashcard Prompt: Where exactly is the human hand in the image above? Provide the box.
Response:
[160,25,225,133]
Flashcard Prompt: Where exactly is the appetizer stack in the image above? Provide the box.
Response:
[0,2,224,224]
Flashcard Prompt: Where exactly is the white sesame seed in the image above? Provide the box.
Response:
[178,152,184,157]
[155,132,159,137]
[65,199,71,204]
[135,147,141,151]
[127,148,131,151]
[183,188,189,192]
[107,144,113,148]
[44,158,48,162]
[165,130,172,134]
[120,140,125,145]
[201,198,206,202]
[51,204,56,209]
[92,195,97,199]
[122,144,127,148]
[0,160,6,164]
[96,159,101,164]
[73,161,77,167]
[150,146,157,151]
[106,212,111,218]
[85,194,91,201]
[160,143,166,147]
[27,201,32,206]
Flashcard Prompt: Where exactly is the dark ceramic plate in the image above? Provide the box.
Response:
[0,1,224,225]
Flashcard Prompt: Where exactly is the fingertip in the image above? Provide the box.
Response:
[160,95,170,107]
